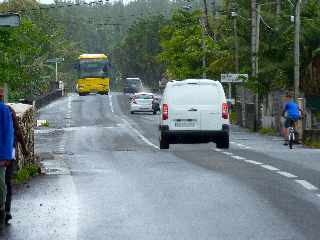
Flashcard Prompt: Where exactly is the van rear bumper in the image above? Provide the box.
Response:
[159,124,229,144]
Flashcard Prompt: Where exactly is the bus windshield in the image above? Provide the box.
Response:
[79,59,108,78]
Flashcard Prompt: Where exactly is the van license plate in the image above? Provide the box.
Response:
[175,121,195,128]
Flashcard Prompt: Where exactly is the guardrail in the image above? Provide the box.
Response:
[34,89,63,109]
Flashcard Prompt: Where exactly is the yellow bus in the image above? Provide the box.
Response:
[76,54,111,96]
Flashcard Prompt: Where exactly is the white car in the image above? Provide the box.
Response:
[159,79,230,149]
[130,92,156,114]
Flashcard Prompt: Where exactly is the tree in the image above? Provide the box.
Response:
[113,15,168,88]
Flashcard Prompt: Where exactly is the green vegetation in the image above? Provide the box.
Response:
[112,15,168,89]
[230,111,237,124]
[259,128,278,136]
[0,0,79,100]
[1,0,320,98]
[156,0,320,97]
[40,121,49,127]
[13,164,40,184]
[303,140,320,149]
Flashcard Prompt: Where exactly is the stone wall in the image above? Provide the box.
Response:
[235,103,256,130]
[303,129,320,144]
[8,103,35,170]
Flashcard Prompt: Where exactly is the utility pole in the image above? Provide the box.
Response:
[55,61,58,82]
[276,0,281,17]
[232,12,239,73]
[294,0,301,100]
[256,4,261,75]
[199,18,207,79]
[251,0,259,130]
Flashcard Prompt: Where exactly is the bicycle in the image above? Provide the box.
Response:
[286,118,296,149]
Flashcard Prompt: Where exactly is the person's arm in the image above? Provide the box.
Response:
[282,103,288,117]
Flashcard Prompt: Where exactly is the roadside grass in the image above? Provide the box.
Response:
[230,111,237,124]
[41,122,49,127]
[259,127,278,136]
[303,140,320,149]
[13,164,41,184]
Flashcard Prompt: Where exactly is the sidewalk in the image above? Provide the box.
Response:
[0,174,77,240]
[230,124,320,170]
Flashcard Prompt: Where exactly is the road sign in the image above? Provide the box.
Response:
[221,74,248,83]
[0,14,20,27]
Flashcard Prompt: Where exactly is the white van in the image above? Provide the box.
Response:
[159,79,230,149]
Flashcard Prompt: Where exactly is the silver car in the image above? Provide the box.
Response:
[130,92,156,114]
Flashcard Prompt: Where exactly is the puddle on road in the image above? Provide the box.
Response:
[71,99,85,103]
[113,147,136,152]
[39,153,70,175]
[35,125,121,134]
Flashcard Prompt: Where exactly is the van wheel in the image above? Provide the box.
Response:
[130,111,135,114]
[160,133,169,149]
[216,134,229,149]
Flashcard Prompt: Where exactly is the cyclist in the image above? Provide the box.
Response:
[282,94,303,145]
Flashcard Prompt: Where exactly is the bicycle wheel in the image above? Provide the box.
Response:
[289,133,293,149]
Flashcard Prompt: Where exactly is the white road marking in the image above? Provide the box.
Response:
[230,141,251,149]
[277,171,298,178]
[261,165,280,171]
[109,94,114,113]
[68,96,72,110]
[121,118,159,150]
[213,148,222,152]
[66,96,73,128]
[236,143,246,147]
[244,160,262,165]
[295,180,318,191]
[231,155,246,160]
[222,152,233,156]
[215,141,320,193]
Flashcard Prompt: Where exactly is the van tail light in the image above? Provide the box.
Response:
[222,103,229,119]
[162,104,169,120]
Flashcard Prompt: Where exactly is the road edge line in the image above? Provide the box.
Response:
[121,118,159,150]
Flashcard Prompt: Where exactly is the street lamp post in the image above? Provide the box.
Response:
[47,58,64,82]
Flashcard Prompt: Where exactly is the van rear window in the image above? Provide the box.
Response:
[168,84,220,105]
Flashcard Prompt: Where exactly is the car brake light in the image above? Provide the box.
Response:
[222,103,229,119]
[163,104,168,120]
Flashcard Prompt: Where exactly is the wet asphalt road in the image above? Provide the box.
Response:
[2,93,320,240]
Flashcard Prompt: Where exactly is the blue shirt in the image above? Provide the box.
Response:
[0,101,14,160]
[284,101,300,120]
